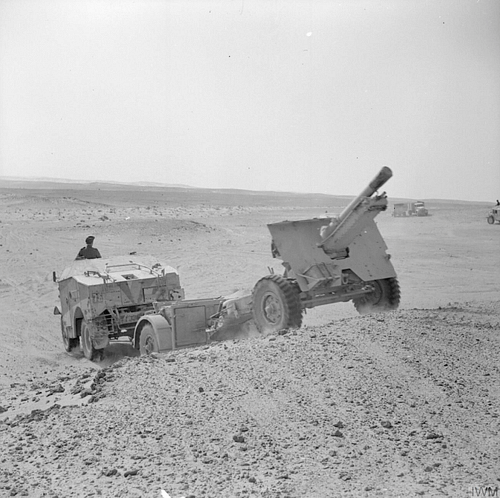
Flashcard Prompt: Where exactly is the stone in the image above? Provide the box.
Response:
[124,469,139,477]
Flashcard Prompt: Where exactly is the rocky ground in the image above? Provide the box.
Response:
[1,302,499,497]
[0,181,499,497]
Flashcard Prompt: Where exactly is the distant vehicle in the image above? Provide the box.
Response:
[487,206,500,225]
[392,201,428,217]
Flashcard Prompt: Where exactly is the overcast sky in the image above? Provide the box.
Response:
[0,0,499,202]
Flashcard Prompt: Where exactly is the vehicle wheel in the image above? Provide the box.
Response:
[252,275,302,333]
[487,215,495,225]
[61,318,79,352]
[79,319,99,361]
[139,324,159,356]
[353,277,401,315]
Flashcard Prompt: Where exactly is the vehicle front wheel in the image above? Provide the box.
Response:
[487,215,495,225]
[79,319,99,361]
[139,324,159,356]
[353,277,401,315]
[252,275,302,334]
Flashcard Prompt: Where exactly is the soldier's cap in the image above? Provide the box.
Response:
[85,236,95,244]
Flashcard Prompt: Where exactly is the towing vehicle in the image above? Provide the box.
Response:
[54,256,222,360]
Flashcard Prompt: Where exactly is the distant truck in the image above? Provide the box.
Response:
[487,205,500,225]
[53,257,223,360]
[393,201,428,217]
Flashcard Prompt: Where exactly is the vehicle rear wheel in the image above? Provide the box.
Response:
[139,324,159,356]
[79,319,99,361]
[353,277,401,315]
[487,215,495,225]
[252,275,302,333]
[61,318,79,352]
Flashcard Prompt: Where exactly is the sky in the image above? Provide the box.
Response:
[0,0,499,202]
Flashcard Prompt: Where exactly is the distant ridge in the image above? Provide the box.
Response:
[0,176,192,189]
[0,175,349,199]
[0,176,491,204]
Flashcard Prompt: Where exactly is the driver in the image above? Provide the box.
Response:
[75,236,102,260]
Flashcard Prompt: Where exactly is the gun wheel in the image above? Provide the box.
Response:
[139,324,159,356]
[79,319,99,361]
[353,277,401,315]
[252,275,302,333]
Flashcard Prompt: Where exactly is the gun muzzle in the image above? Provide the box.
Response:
[337,166,392,223]
[319,166,393,245]
[366,166,393,196]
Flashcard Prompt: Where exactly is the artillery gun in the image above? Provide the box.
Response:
[251,166,400,333]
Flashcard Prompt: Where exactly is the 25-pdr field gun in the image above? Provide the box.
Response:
[251,166,401,333]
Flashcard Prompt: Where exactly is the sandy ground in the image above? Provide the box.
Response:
[0,181,498,497]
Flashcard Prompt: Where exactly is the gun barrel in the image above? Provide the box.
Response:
[337,166,392,222]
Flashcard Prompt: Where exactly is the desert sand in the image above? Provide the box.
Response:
[0,179,498,497]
